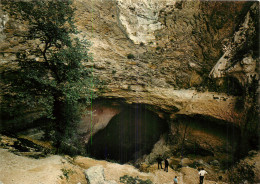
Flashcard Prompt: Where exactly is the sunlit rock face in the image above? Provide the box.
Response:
[209,3,259,88]
[116,0,175,44]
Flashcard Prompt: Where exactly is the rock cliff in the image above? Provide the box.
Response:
[72,0,258,143]
[71,0,258,123]
[0,0,259,168]
[1,1,257,117]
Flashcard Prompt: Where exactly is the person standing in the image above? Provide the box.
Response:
[156,154,163,169]
[198,168,207,184]
[164,158,169,172]
[173,176,178,184]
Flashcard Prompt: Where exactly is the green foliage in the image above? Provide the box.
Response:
[112,70,117,74]
[61,168,74,181]
[227,161,256,184]
[1,0,98,154]
[120,175,153,184]
[127,54,135,59]
[155,46,161,51]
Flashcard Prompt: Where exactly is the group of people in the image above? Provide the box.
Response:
[157,155,178,183]
[156,155,208,184]
[156,154,169,172]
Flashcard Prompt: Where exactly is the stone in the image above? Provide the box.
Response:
[248,150,257,157]
[180,158,192,167]
[84,165,117,184]
[85,165,105,184]
[105,181,117,184]
[210,160,220,166]
[194,159,205,166]
[94,63,106,70]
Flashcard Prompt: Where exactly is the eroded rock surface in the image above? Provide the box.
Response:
[210,3,259,88]
[1,1,257,121]
[103,88,243,124]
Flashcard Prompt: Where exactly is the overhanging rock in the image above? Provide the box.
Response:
[102,87,244,125]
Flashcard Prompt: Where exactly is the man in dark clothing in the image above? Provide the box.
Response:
[164,158,169,172]
[156,155,163,169]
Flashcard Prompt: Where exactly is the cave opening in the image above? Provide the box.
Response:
[86,104,168,164]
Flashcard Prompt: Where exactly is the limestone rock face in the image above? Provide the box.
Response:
[103,88,243,124]
[72,0,250,90]
[117,0,175,44]
[0,10,8,41]
[210,3,259,88]
[1,1,255,100]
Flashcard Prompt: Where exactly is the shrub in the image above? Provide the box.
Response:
[156,46,161,51]
[120,175,152,184]
[127,54,135,59]
[227,161,256,184]
[61,168,74,181]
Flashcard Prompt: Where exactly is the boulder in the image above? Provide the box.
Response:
[210,160,220,166]
[248,150,257,157]
[180,158,192,167]
[84,165,117,184]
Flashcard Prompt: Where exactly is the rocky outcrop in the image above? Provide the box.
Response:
[210,3,259,88]
[103,88,243,124]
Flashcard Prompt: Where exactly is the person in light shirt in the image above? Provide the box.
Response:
[198,168,207,184]
[173,176,178,184]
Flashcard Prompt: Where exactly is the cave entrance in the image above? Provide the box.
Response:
[86,104,168,164]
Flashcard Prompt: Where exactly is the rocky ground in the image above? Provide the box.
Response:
[0,134,259,184]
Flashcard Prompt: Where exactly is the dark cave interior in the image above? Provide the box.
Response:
[86,104,168,163]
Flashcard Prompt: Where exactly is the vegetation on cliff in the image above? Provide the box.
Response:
[1,0,97,155]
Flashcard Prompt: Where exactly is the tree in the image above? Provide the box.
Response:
[1,0,97,154]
